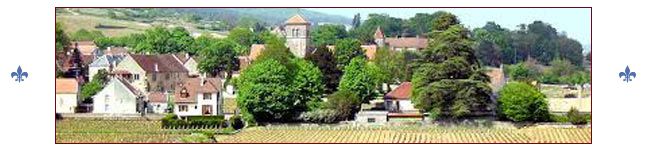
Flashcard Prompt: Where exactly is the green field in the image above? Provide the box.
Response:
[56,120,591,143]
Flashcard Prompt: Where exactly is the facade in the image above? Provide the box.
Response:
[113,54,189,93]
[88,55,124,81]
[147,92,169,114]
[173,78,222,117]
[267,14,312,58]
[173,53,200,77]
[383,82,424,120]
[374,27,428,51]
[92,78,143,114]
[56,78,80,113]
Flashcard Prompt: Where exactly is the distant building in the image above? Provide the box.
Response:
[88,55,124,81]
[173,77,222,117]
[56,78,80,113]
[267,14,312,58]
[112,54,189,93]
[92,78,143,114]
[374,27,428,51]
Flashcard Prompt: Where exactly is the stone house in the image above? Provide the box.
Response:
[56,78,80,113]
[112,54,189,93]
[374,27,428,51]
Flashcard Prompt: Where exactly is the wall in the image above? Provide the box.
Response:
[56,94,77,113]
[113,56,147,93]
[92,80,138,114]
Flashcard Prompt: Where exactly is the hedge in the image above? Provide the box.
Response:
[162,114,227,129]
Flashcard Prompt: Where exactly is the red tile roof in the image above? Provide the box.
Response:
[130,54,188,73]
[385,38,428,49]
[285,14,310,25]
[148,92,167,103]
[103,47,129,56]
[174,78,222,103]
[70,41,97,55]
[56,78,78,94]
[117,77,141,96]
[374,27,385,39]
[384,82,412,100]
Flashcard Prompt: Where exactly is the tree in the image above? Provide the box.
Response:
[350,13,404,43]
[407,13,437,36]
[334,38,365,69]
[305,45,342,94]
[372,47,400,91]
[70,29,105,41]
[431,11,460,32]
[133,26,194,54]
[198,39,239,78]
[338,57,377,103]
[474,40,502,67]
[506,62,537,82]
[79,69,109,102]
[311,24,348,47]
[411,24,493,119]
[498,82,550,122]
[255,35,294,66]
[237,59,295,122]
[352,13,361,28]
[228,26,257,55]
[326,89,361,120]
[56,22,71,56]
[397,50,419,82]
[289,58,325,109]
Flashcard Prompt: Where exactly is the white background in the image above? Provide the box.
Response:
[0,0,634,148]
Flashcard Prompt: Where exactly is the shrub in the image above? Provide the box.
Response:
[229,115,245,130]
[567,107,588,125]
[179,131,216,143]
[326,89,361,120]
[162,115,226,129]
[299,109,341,123]
[498,82,550,122]
[550,114,569,122]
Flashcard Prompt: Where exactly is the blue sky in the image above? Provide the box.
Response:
[306,8,591,46]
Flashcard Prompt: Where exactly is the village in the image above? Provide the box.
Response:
[55,9,591,143]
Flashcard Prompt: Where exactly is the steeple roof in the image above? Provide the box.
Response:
[285,14,310,25]
[374,27,385,39]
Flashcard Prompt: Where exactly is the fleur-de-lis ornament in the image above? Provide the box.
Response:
[619,65,636,83]
[11,66,28,83]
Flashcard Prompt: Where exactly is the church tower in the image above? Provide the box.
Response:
[374,26,386,47]
[284,14,311,58]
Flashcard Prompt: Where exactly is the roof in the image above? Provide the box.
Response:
[385,37,428,49]
[148,92,167,103]
[56,78,78,94]
[248,44,266,61]
[60,55,95,71]
[70,41,98,55]
[361,45,378,60]
[285,14,310,25]
[174,78,222,103]
[173,53,192,64]
[103,47,129,56]
[89,55,124,67]
[129,54,188,73]
[384,82,412,100]
[374,27,385,39]
[116,78,141,96]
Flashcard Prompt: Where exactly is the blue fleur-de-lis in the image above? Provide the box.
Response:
[619,65,636,83]
[11,66,28,83]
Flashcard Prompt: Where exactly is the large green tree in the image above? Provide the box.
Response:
[56,22,71,55]
[411,23,493,119]
[227,26,258,55]
[334,38,365,69]
[198,39,239,78]
[338,57,377,103]
[311,24,348,47]
[133,26,194,54]
[372,47,400,91]
[498,82,550,122]
[237,59,296,122]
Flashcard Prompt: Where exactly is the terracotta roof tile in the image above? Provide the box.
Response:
[130,54,188,73]
[385,38,428,49]
[174,78,221,103]
[384,82,412,100]
[148,92,167,103]
[374,27,385,39]
[116,78,141,96]
[70,41,98,55]
[56,78,78,94]
[285,14,310,25]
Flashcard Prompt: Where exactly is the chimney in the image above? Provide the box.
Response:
[185,53,190,59]
[200,77,205,87]
[154,63,159,72]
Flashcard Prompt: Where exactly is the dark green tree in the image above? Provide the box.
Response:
[311,24,348,47]
[327,89,361,120]
[334,38,365,69]
[236,59,295,122]
[198,39,239,78]
[305,46,342,94]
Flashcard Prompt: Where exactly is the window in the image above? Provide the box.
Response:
[151,73,157,81]
[180,88,189,98]
[203,93,212,100]
[178,105,188,112]
[133,74,140,80]
[296,29,300,37]
[368,118,376,123]
[165,74,170,80]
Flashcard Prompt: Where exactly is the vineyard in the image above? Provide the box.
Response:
[56,120,591,143]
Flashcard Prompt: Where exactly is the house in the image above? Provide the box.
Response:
[374,27,428,51]
[325,44,379,60]
[147,92,169,114]
[173,53,200,77]
[56,78,80,113]
[383,82,424,120]
[69,41,100,56]
[100,46,130,57]
[92,78,144,114]
[88,55,124,81]
[112,54,189,93]
[173,77,222,117]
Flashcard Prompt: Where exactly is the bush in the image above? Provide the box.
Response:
[162,114,227,129]
[498,82,550,122]
[299,109,341,123]
[567,107,588,125]
[326,89,361,121]
[550,114,569,122]
[229,115,245,130]
[179,131,216,143]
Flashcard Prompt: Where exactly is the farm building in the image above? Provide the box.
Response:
[56,78,80,113]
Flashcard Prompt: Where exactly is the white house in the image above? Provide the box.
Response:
[147,91,169,114]
[174,77,222,117]
[92,78,143,114]
[56,78,79,113]
[88,55,124,81]
[383,82,423,120]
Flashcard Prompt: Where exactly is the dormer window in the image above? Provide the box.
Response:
[180,88,189,98]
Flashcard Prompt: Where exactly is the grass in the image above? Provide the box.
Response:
[56,15,150,37]
[56,120,591,143]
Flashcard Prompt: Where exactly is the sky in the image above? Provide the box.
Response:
[305,8,591,46]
